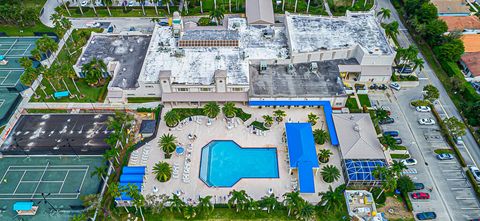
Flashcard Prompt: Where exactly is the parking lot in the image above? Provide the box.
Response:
[369,90,480,220]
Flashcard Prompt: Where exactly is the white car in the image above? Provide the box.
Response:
[418,118,435,125]
[401,158,417,166]
[389,82,401,91]
[455,136,465,146]
[86,22,101,28]
[416,106,431,112]
[81,0,88,6]
[469,166,480,182]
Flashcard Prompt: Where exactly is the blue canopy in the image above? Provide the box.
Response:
[122,166,146,175]
[248,100,339,146]
[298,163,315,193]
[54,91,69,98]
[119,174,144,183]
[13,202,33,211]
[115,182,142,201]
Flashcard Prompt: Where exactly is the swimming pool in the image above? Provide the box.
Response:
[199,140,279,187]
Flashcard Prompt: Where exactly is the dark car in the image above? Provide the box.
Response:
[416,212,437,220]
[394,138,403,144]
[414,182,425,190]
[378,84,387,90]
[383,131,399,137]
[379,117,395,125]
[411,192,430,199]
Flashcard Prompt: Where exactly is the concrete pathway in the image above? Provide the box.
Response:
[39,0,60,27]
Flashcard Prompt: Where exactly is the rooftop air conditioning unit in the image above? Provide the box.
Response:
[310,62,318,72]
[288,64,296,75]
[260,61,268,74]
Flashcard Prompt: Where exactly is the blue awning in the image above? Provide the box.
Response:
[298,163,315,193]
[122,166,146,175]
[119,174,144,183]
[13,202,33,211]
[248,100,339,146]
[115,182,142,201]
[285,123,319,169]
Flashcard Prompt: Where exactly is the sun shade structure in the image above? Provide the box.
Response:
[122,166,147,175]
[285,123,319,193]
[248,100,339,146]
[116,182,142,201]
[116,166,145,203]
[344,159,385,186]
[246,0,275,25]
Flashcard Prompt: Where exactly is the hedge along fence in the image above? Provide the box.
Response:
[466,170,480,200]
[429,104,466,167]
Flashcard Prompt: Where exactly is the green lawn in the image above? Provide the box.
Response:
[346,96,359,110]
[250,121,269,131]
[273,0,328,15]
[358,94,371,108]
[127,97,161,103]
[0,0,55,36]
[391,145,407,151]
[390,154,410,159]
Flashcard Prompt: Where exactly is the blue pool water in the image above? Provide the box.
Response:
[199,140,279,187]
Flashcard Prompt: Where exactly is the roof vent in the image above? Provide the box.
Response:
[353,123,360,132]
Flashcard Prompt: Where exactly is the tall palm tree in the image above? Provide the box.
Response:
[313,129,328,145]
[152,162,172,182]
[377,8,391,22]
[183,205,197,219]
[317,149,333,163]
[259,194,278,213]
[390,160,407,177]
[283,191,302,216]
[137,0,146,16]
[373,166,396,199]
[200,0,204,13]
[31,48,42,62]
[20,67,37,87]
[152,0,159,15]
[307,113,319,125]
[318,185,345,210]
[159,133,176,158]
[60,0,71,16]
[321,165,341,183]
[204,102,220,119]
[228,190,250,212]
[43,66,58,92]
[108,182,129,212]
[262,115,274,128]
[90,165,108,182]
[102,0,113,16]
[90,0,98,16]
[19,57,33,69]
[168,194,186,213]
[209,8,224,25]
[82,58,106,86]
[78,0,84,15]
[127,184,145,221]
[379,135,398,150]
[165,0,171,14]
[382,21,399,41]
[222,102,236,118]
[63,63,82,96]
[197,195,214,216]
[412,57,425,72]
[296,201,315,221]
[273,109,286,122]
[164,110,180,127]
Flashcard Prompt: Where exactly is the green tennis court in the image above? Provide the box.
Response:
[0,37,40,87]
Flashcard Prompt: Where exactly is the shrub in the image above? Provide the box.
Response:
[233,107,252,122]
[371,187,386,204]
[466,170,480,200]
[390,154,410,159]
[410,99,430,107]
[198,17,213,26]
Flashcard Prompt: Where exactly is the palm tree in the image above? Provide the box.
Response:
[228,190,250,212]
[63,63,82,96]
[317,149,333,163]
[71,214,86,221]
[168,194,186,213]
[412,57,425,72]
[19,57,33,69]
[283,191,302,216]
[204,102,220,118]
[373,166,396,200]
[222,102,236,118]
[390,160,407,177]
[209,8,225,25]
[108,182,129,212]
[200,0,204,13]
[262,115,274,128]
[91,165,108,182]
[36,35,58,63]
[31,48,42,62]
[259,194,278,213]
[90,0,98,16]
[127,184,146,221]
[102,0,113,16]
[20,67,37,87]
[183,205,197,219]
[82,58,106,86]
[159,134,176,158]
[197,195,214,216]
[43,66,58,92]
[137,0,146,16]
[318,185,345,210]
[152,0,159,15]
[273,109,286,122]
[59,0,71,16]
[165,0,171,14]
[313,129,328,145]
[296,201,315,221]
[321,165,341,183]
[379,135,398,150]
[307,113,319,126]
[164,110,180,127]
[153,162,172,182]
[78,0,84,15]
[377,8,391,22]
[382,21,399,41]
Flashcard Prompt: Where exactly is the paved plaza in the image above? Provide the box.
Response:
[129,105,343,203]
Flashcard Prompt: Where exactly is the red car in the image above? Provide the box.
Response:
[411,192,430,199]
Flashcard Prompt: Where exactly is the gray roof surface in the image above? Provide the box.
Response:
[140,120,156,134]
[76,34,151,89]
[332,114,385,160]
[181,30,239,41]
[246,0,275,25]
[249,59,354,97]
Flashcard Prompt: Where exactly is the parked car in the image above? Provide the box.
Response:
[414,182,425,190]
[418,118,435,125]
[383,131,399,137]
[389,82,401,91]
[416,212,437,220]
[411,192,430,199]
[81,0,88,6]
[416,106,431,112]
[469,166,480,182]
[454,136,465,146]
[128,1,135,6]
[401,158,417,166]
[379,117,395,125]
[436,153,454,160]
[394,138,403,144]
[86,22,101,28]
[369,84,378,90]
[378,84,387,90]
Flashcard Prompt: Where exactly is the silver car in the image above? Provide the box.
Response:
[418,118,435,125]
[469,166,480,182]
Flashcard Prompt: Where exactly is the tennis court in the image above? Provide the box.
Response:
[0,156,104,220]
[0,37,40,88]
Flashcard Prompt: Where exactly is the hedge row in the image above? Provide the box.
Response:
[429,104,467,167]
[466,170,480,200]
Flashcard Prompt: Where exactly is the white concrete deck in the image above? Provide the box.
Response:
[130,105,344,204]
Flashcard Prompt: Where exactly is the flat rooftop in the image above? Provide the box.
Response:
[139,18,289,85]
[76,34,151,89]
[1,114,114,155]
[249,59,351,97]
[285,12,393,55]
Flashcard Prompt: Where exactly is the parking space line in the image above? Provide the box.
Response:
[447,178,466,181]
[451,187,473,190]
[461,208,480,210]
[438,161,457,164]
[456,197,476,200]
[442,169,462,172]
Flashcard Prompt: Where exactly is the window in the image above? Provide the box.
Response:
[163,80,167,83]
[231,88,243,92]
[145,85,154,88]
[177,88,189,92]
[200,88,211,92]
[148,93,156,95]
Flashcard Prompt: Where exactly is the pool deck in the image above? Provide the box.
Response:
[130,105,343,203]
